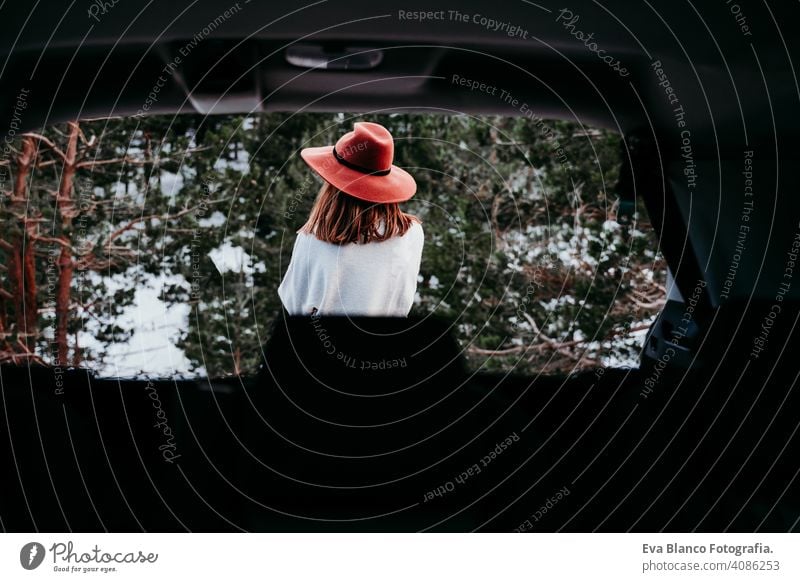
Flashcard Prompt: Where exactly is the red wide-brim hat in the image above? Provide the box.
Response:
[300,121,417,204]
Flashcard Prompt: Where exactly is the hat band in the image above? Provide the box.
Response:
[332,147,391,176]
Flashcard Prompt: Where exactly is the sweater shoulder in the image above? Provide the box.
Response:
[407,220,424,245]
[406,220,423,237]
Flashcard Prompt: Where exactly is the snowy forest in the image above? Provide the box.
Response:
[0,113,666,378]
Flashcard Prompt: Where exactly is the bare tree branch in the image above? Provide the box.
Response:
[22,132,68,162]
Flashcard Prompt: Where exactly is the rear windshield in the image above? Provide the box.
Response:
[0,113,665,378]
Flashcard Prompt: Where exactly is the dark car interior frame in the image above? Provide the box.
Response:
[1,0,799,532]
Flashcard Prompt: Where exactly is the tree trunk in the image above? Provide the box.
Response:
[55,245,72,365]
[7,243,24,339]
[53,122,80,364]
[0,296,8,355]
[9,137,36,348]
[57,122,79,220]
[23,233,37,337]
[13,136,35,201]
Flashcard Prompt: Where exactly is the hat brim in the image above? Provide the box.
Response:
[300,146,417,204]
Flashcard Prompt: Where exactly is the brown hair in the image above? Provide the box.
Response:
[300,182,420,245]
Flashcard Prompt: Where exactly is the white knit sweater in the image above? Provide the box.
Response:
[278,221,424,317]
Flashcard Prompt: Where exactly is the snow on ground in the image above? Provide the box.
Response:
[78,269,198,378]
